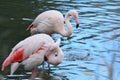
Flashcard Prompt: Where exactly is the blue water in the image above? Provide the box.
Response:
[0,0,120,80]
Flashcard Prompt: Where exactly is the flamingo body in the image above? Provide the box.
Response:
[2,34,63,75]
[27,10,79,36]
[28,10,64,35]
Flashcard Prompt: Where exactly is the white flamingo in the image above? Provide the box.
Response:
[27,10,79,36]
[2,34,63,80]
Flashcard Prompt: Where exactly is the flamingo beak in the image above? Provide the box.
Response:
[75,17,79,28]
[74,15,79,28]
[76,23,79,28]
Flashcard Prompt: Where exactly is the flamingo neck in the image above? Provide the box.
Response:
[61,13,72,37]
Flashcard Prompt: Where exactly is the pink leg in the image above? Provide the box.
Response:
[48,63,50,71]
[30,68,36,80]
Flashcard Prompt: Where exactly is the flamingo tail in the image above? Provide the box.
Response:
[26,24,35,31]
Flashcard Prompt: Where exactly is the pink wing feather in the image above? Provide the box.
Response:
[2,49,24,71]
[26,24,36,31]
[2,44,44,71]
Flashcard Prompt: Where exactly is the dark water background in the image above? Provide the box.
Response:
[0,0,120,80]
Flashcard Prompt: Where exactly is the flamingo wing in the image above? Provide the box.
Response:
[2,48,24,71]
[26,17,52,31]
[2,35,45,71]
[26,10,56,31]
[2,44,44,71]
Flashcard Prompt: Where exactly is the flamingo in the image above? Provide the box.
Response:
[1,34,63,80]
[27,10,79,36]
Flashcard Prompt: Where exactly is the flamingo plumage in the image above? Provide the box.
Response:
[27,10,79,36]
[2,34,63,79]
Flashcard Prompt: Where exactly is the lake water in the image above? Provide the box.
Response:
[0,0,120,80]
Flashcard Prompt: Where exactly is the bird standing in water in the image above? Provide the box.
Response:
[27,10,79,36]
[2,34,63,80]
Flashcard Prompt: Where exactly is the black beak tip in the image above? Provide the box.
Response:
[76,24,79,28]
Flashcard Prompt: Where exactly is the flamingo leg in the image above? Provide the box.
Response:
[10,62,20,75]
[48,63,50,71]
[30,68,36,80]
[42,61,45,70]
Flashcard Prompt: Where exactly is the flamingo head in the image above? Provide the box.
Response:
[68,10,79,28]
[46,39,63,66]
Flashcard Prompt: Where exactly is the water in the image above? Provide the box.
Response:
[0,0,120,80]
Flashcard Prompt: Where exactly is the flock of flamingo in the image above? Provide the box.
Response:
[1,10,79,79]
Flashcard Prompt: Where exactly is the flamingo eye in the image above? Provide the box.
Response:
[55,53,58,57]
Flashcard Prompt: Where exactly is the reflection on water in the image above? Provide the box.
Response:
[0,0,120,80]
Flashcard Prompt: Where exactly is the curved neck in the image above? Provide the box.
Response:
[60,13,72,37]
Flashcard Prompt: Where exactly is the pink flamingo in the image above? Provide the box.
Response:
[27,10,79,36]
[2,34,63,80]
